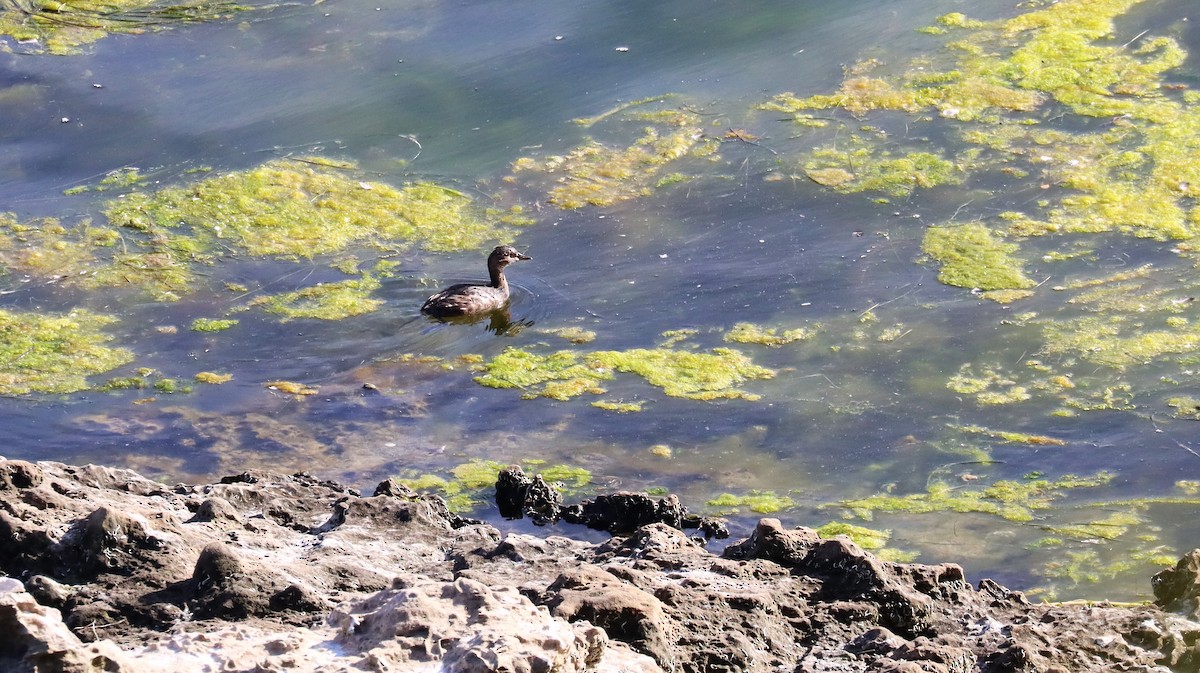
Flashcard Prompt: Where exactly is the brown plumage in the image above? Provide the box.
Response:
[421,245,531,317]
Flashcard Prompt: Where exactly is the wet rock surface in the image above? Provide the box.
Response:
[2,457,1200,672]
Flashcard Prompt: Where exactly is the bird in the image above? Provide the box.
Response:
[421,245,531,318]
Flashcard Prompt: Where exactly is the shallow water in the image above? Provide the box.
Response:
[2,0,1199,601]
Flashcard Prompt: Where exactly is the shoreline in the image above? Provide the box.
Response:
[3,458,1199,672]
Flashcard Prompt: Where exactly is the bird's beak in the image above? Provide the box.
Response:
[517,253,532,260]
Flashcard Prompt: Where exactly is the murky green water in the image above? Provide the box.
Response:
[2,0,1199,601]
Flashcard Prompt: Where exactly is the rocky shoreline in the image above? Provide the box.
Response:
[3,458,1200,672]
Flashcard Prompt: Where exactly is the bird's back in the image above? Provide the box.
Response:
[421,282,508,317]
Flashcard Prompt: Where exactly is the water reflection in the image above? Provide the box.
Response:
[423,308,534,337]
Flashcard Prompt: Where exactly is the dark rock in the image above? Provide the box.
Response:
[187,542,277,620]
[561,492,685,534]
[191,542,242,590]
[372,477,419,498]
[1153,548,1200,615]
[270,584,329,614]
[495,465,534,518]
[495,466,564,524]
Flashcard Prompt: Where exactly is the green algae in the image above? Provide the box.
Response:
[946,362,1032,405]
[264,380,318,396]
[1041,315,1200,370]
[598,348,774,401]
[474,345,773,403]
[153,378,189,394]
[63,167,146,194]
[706,490,794,514]
[541,326,597,344]
[921,223,1034,291]
[510,104,718,209]
[473,348,611,401]
[815,522,890,550]
[814,522,918,562]
[591,399,644,413]
[1039,542,1175,592]
[954,424,1066,447]
[105,159,512,260]
[451,459,509,490]
[0,308,134,395]
[0,0,246,55]
[1040,510,1143,542]
[247,275,383,321]
[537,464,592,489]
[399,459,593,512]
[842,472,1113,524]
[724,322,816,347]
[804,147,962,198]
[190,317,238,332]
[0,213,117,284]
[1167,397,1200,421]
[194,371,233,384]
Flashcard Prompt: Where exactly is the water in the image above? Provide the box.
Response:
[2,0,1199,601]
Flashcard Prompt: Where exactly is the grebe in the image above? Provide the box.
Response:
[421,245,531,317]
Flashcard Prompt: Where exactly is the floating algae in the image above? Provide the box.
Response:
[804,146,963,198]
[590,399,644,413]
[0,308,133,395]
[0,213,116,285]
[540,326,598,344]
[724,322,817,347]
[81,158,523,301]
[190,318,238,332]
[765,0,1200,309]
[815,521,890,550]
[247,275,383,321]
[105,158,514,259]
[706,490,795,514]
[194,371,233,384]
[946,362,1032,406]
[510,102,719,209]
[814,522,917,563]
[953,423,1066,447]
[474,345,774,403]
[841,472,1113,524]
[0,0,247,55]
[921,223,1034,292]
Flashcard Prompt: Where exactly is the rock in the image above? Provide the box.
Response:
[189,496,242,523]
[1154,549,1200,615]
[330,577,657,672]
[0,577,129,673]
[545,566,674,668]
[0,460,43,490]
[561,492,685,534]
[0,458,1198,673]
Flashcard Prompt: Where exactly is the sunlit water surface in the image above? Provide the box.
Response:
[2,0,1199,601]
